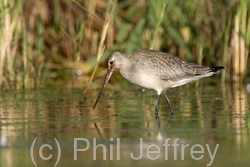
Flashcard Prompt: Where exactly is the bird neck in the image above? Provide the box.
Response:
[119,57,135,82]
[120,56,132,71]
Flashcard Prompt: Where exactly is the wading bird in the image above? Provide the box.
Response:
[93,49,224,117]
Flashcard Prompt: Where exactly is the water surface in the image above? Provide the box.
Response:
[0,78,250,167]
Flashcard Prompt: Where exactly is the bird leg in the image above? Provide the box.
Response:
[155,94,161,117]
[163,92,174,115]
[155,115,161,128]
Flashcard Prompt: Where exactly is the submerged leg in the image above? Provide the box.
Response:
[166,114,174,131]
[155,94,161,116]
[163,92,174,115]
[156,115,161,128]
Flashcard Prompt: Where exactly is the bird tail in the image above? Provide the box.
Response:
[210,66,224,73]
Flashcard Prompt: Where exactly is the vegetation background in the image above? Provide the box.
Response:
[0,0,249,90]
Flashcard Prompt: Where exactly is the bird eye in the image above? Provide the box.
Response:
[109,61,113,65]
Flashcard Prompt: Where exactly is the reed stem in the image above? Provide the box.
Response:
[83,0,117,94]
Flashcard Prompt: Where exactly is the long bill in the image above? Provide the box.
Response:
[93,69,113,109]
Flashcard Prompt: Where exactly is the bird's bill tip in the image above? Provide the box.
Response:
[93,69,113,109]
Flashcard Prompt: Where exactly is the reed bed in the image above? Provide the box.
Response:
[0,0,249,90]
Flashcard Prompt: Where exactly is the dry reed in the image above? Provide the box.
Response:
[0,0,249,90]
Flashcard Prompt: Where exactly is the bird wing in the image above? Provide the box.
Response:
[130,49,213,81]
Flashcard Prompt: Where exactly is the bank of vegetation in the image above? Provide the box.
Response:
[0,0,249,89]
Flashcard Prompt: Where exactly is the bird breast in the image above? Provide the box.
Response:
[119,66,161,92]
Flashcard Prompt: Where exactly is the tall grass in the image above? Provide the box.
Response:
[149,0,167,50]
[0,0,249,90]
[0,0,22,89]
[230,0,250,82]
[83,0,117,93]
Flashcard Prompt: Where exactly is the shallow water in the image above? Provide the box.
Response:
[0,78,250,167]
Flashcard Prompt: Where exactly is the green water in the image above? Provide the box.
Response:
[0,78,250,167]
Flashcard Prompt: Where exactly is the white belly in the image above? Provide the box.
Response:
[120,70,162,92]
